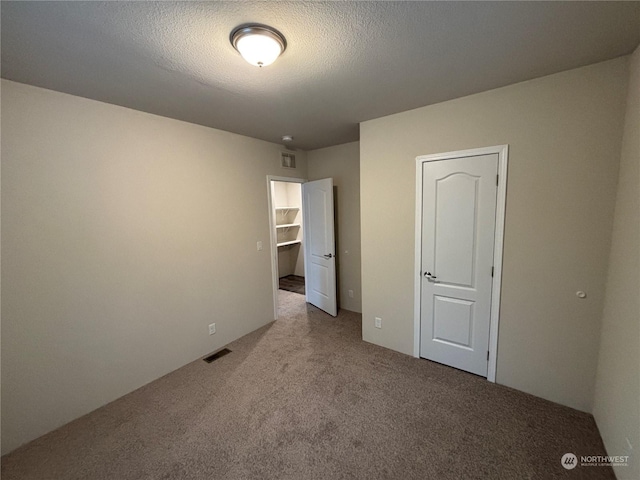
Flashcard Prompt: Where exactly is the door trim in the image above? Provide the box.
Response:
[413,145,508,382]
[267,175,307,320]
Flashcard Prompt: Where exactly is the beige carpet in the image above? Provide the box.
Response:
[2,291,613,479]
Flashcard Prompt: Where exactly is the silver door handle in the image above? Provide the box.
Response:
[424,272,438,282]
[323,253,333,259]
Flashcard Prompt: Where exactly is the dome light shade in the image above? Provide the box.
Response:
[231,25,286,67]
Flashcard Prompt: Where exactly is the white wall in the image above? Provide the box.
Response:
[360,58,628,412]
[0,80,307,454]
[308,142,361,313]
[593,45,640,480]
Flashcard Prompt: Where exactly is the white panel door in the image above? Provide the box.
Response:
[420,154,498,376]
[302,178,337,316]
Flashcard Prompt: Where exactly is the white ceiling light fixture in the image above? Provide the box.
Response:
[230,24,286,67]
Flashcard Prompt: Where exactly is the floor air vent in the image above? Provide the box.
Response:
[203,348,231,363]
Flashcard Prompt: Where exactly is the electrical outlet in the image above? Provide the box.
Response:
[348,289,354,298]
[375,317,382,329]
[257,241,263,251]
[208,323,216,335]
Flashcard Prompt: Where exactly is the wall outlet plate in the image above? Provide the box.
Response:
[375,317,382,329]
[209,323,216,335]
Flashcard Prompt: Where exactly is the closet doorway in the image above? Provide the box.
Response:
[267,175,338,319]
[268,177,306,317]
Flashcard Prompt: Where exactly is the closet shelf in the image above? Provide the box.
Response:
[275,207,299,211]
[277,240,302,247]
[276,223,301,229]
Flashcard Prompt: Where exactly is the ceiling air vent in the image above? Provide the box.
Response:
[281,152,296,169]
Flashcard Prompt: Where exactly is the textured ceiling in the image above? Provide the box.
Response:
[2,1,639,150]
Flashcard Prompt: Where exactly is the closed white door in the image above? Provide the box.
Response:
[420,154,498,376]
[302,178,337,316]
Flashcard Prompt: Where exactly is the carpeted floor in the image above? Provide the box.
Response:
[279,274,305,295]
[1,291,613,479]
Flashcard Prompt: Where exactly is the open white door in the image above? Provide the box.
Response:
[302,178,337,316]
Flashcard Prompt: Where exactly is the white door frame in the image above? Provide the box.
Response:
[267,175,307,320]
[413,145,508,382]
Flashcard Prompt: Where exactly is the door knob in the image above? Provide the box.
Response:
[424,271,436,278]
[323,253,333,259]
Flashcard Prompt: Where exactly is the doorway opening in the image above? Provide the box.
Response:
[273,180,305,293]
[267,175,338,319]
[268,176,306,319]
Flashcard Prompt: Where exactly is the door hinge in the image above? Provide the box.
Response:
[491,266,494,277]
[496,174,499,186]
[487,351,490,361]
